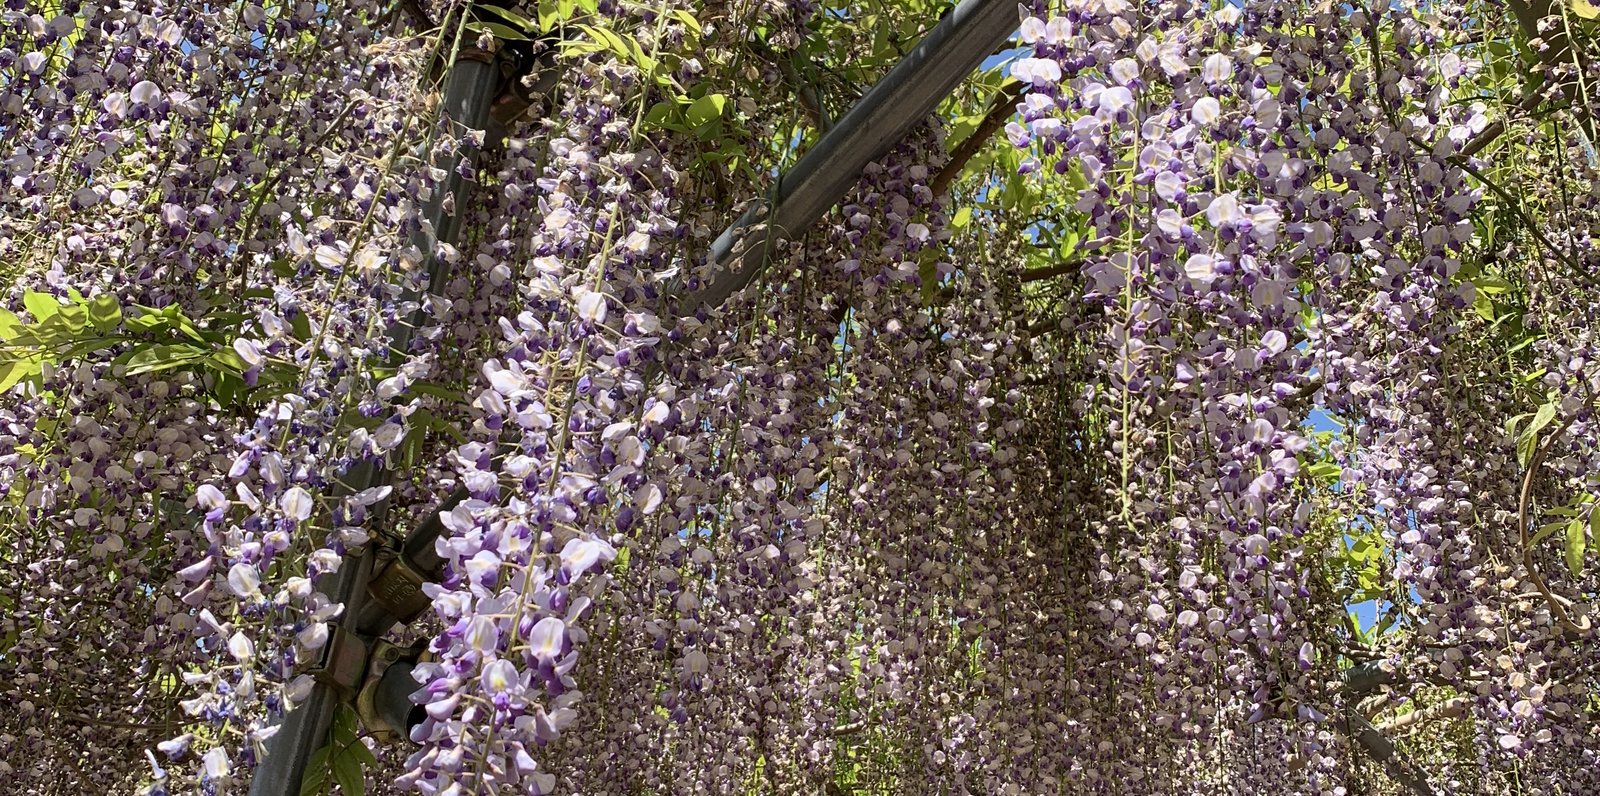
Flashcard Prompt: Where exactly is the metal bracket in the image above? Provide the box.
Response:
[303,625,372,700]
[367,553,435,625]
[355,639,428,744]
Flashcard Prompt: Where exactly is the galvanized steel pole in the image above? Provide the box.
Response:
[247,52,502,796]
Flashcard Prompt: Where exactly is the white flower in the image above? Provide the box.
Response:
[1206,192,1242,227]
[195,484,229,510]
[1011,58,1062,88]
[1191,96,1221,126]
[1154,171,1182,202]
[1160,50,1190,77]
[576,290,607,324]
[481,658,519,695]
[684,648,709,675]
[464,615,499,654]
[1261,329,1288,356]
[227,563,262,599]
[543,206,573,231]
[102,92,129,117]
[1109,58,1140,86]
[1098,85,1134,115]
[202,747,231,781]
[1201,53,1235,83]
[353,247,384,274]
[313,244,346,270]
[130,80,163,105]
[528,617,567,665]
[1156,209,1184,239]
[636,483,664,514]
[1019,16,1047,43]
[280,486,313,522]
[1044,16,1072,44]
[561,535,617,578]
[1184,254,1216,283]
[227,631,255,662]
[232,338,264,368]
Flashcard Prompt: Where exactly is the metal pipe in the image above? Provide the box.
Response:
[248,53,502,796]
[684,0,1019,312]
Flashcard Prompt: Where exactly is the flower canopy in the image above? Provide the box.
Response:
[1,1,1598,794]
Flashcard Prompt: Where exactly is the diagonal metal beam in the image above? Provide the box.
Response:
[682,0,1019,312]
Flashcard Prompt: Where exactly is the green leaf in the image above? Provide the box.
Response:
[1307,461,1342,483]
[329,705,366,795]
[1472,273,1513,294]
[332,704,358,741]
[1472,290,1496,322]
[0,356,42,392]
[56,302,88,334]
[123,344,208,376]
[576,24,630,60]
[672,9,702,35]
[209,348,249,374]
[1348,537,1372,559]
[1507,334,1541,355]
[0,308,20,340]
[299,746,330,796]
[1531,520,1568,548]
[945,113,984,147]
[1569,0,1600,21]
[159,305,207,342]
[476,3,537,31]
[464,19,532,41]
[684,93,727,128]
[539,0,590,30]
[950,206,973,229]
[1567,517,1588,576]
[1517,401,1558,468]
[1505,412,1531,438]
[1518,431,1540,470]
[642,101,681,130]
[30,314,81,345]
[124,308,172,333]
[349,738,378,767]
[88,294,122,332]
[23,290,59,321]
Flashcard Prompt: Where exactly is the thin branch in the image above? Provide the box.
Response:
[1020,260,1082,283]
[930,82,1025,197]
[1516,414,1592,637]
[1460,87,1545,159]
[1437,141,1596,286]
[1343,711,1439,796]
[831,719,869,737]
[1025,316,1061,336]
[1506,0,1599,145]
[401,0,434,29]
[1377,697,1470,735]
